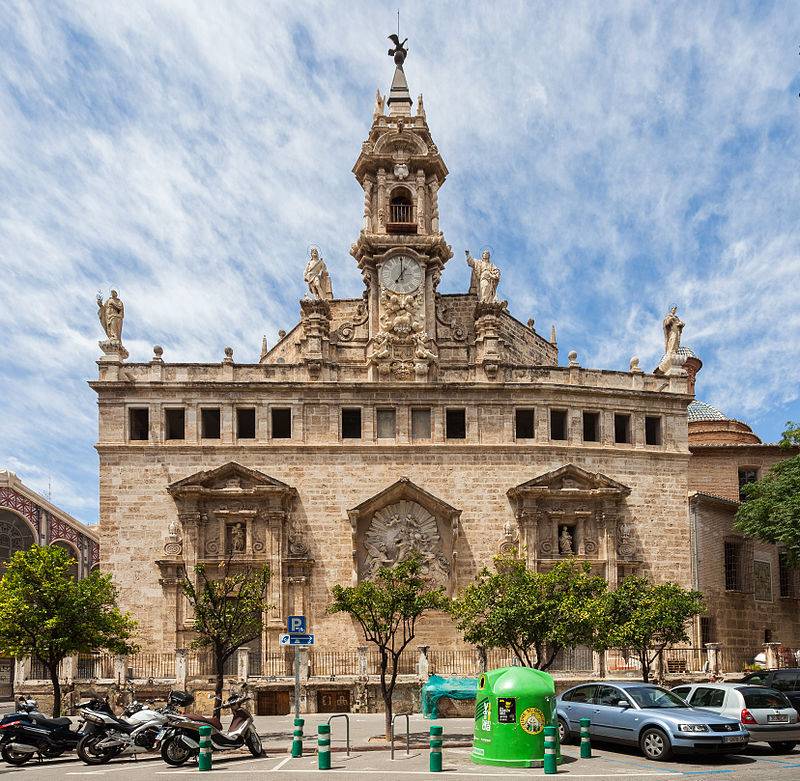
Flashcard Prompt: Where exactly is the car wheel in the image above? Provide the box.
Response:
[640,727,672,761]
[557,717,572,745]
[768,741,796,753]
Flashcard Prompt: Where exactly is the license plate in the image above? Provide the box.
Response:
[768,714,789,723]
[723,735,745,744]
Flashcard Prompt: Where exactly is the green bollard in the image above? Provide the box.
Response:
[543,725,557,774]
[291,717,304,758]
[198,724,212,771]
[429,724,443,772]
[317,723,331,770]
[579,717,592,759]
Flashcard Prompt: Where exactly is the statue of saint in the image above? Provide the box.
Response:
[559,526,574,555]
[465,249,501,303]
[304,248,333,300]
[230,523,245,554]
[97,290,125,342]
[657,306,685,373]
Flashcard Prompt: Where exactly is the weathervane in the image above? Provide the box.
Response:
[388,10,408,66]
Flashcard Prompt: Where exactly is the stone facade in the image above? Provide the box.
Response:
[90,42,797,668]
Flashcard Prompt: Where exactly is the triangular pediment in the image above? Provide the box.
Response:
[168,462,295,495]
[507,464,631,498]
[348,477,461,521]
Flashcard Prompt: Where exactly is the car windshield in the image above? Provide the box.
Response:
[742,688,792,709]
[626,686,689,708]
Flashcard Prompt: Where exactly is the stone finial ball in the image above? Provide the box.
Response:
[568,350,578,361]
[224,346,234,357]
[153,345,163,357]
[278,330,287,340]
[630,356,640,369]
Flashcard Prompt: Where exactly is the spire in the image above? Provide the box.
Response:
[387,34,412,116]
[260,335,268,361]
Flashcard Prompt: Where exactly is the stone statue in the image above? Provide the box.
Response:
[465,249,501,303]
[559,526,573,555]
[167,518,180,538]
[230,523,245,554]
[387,34,408,66]
[97,290,124,342]
[304,247,333,301]
[657,306,685,374]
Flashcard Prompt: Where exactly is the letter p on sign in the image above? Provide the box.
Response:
[288,615,306,634]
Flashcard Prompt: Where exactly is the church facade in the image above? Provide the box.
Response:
[91,41,798,666]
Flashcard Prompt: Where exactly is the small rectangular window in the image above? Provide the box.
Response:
[550,409,567,441]
[724,541,742,591]
[236,407,256,439]
[341,408,362,439]
[738,468,758,500]
[445,408,466,440]
[779,553,793,599]
[376,408,396,439]
[411,408,431,440]
[201,408,221,439]
[515,409,535,440]
[129,408,149,441]
[271,408,292,439]
[614,413,631,444]
[582,412,600,442]
[164,408,185,440]
[645,416,662,445]
[700,616,715,646]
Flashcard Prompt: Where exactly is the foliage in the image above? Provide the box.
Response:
[329,556,448,738]
[735,424,800,564]
[450,555,607,669]
[0,545,138,716]
[601,576,704,682]
[180,555,270,716]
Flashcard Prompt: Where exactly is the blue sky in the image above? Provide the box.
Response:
[1,1,798,523]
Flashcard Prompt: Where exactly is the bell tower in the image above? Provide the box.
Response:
[350,35,452,381]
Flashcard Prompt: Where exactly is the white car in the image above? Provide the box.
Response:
[671,682,800,753]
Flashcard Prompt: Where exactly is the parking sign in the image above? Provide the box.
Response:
[287,615,306,634]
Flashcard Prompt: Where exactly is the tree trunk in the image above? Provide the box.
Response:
[379,652,392,740]
[639,649,650,683]
[49,662,62,717]
[214,650,226,719]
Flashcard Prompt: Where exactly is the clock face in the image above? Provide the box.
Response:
[379,256,423,293]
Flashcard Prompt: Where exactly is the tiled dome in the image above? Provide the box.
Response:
[687,400,729,423]
[658,345,699,365]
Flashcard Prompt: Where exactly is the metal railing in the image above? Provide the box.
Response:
[389,203,414,224]
[428,648,478,676]
[327,713,350,756]
[77,653,115,679]
[390,713,410,760]
[127,652,175,679]
[309,651,361,678]
[367,650,416,676]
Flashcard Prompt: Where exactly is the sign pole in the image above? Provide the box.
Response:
[294,645,301,721]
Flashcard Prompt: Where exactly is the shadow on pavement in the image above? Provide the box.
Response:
[588,738,757,767]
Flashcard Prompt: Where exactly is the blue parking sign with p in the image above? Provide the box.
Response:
[287,615,306,634]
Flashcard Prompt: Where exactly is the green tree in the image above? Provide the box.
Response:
[601,576,704,682]
[450,555,607,670]
[329,556,448,739]
[180,556,270,718]
[0,545,138,716]
[735,422,800,564]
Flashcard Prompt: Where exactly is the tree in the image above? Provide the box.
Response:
[329,556,448,739]
[601,576,704,682]
[180,555,270,718]
[735,422,800,564]
[0,545,138,716]
[450,555,607,670]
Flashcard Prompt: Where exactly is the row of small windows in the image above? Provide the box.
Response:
[128,406,664,445]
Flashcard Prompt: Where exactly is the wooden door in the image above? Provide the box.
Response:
[256,689,290,716]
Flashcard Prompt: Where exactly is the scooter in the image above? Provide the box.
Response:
[0,696,90,766]
[159,687,262,766]
[77,689,193,765]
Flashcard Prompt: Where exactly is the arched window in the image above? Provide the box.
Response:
[0,510,35,570]
[388,188,415,234]
[52,541,80,579]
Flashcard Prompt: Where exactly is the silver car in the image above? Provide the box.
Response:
[672,682,800,753]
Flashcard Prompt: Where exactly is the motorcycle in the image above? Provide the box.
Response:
[159,687,262,766]
[77,689,194,765]
[0,696,90,766]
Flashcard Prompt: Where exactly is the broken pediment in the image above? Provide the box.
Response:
[507,464,631,501]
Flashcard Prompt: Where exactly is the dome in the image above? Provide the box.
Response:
[687,400,728,423]
[658,345,699,365]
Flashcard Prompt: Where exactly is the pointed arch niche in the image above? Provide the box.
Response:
[347,478,461,594]
[507,464,633,586]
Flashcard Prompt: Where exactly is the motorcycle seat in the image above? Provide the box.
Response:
[183,713,222,730]
[31,715,72,729]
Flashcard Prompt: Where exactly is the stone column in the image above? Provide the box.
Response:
[764,642,781,669]
[417,645,429,680]
[357,646,368,678]
[704,643,722,676]
[473,301,506,380]
[175,649,187,689]
[237,647,250,682]
[63,655,78,684]
[113,654,128,685]
[592,650,607,679]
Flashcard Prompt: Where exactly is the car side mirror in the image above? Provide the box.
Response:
[617,700,630,709]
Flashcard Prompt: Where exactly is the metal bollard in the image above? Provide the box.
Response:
[318,723,331,770]
[429,725,443,772]
[291,717,304,758]
[579,717,592,759]
[543,725,557,774]
[198,724,212,771]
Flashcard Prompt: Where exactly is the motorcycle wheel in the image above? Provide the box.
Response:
[161,734,194,767]
[76,734,118,766]
[245,728,263,757]
[0,743,34,766]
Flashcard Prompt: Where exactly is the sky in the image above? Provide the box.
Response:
[1,1,798,524]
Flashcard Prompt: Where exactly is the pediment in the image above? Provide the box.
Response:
[507,464,631,499]
[348,477,460,522]
[168,462,296,497]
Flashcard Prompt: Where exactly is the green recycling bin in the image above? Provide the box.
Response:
[471,666,561,768]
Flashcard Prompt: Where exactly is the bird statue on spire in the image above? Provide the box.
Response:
[388,34,408,66]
